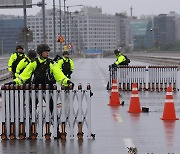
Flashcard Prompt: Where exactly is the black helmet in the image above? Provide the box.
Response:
[114,49,120,55]
[63,51,69,55]
[37,44,50,55]
[27,50,37,59]
[16,45,23,50]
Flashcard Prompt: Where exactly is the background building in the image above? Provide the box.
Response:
[0,15,23,54]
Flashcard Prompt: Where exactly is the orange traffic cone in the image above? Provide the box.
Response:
[161,86,179,120]
[108,79,120,106]
[128,83,141,113]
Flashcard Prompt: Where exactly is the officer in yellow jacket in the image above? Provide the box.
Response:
[8,45,26,78]
[55,51,74,79]
[113,49,127,66]
[14,44,71,88]
[15,50,37,80]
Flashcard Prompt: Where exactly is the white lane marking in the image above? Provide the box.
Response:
[123,138,135,150]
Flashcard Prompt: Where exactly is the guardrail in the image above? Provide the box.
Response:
[107,65,178,91]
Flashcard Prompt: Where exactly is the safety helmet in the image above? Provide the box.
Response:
[27,50,37,59]
[16,45,23,50]
[114,49,120,55]
[37,44,50,55]
[63,51,69,55]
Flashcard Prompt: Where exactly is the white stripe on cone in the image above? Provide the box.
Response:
[131,94,139,97]
[111,89,118,92]
[165,99,174,103]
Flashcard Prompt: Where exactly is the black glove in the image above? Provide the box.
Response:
[111,63,117,68]
[67,80,74,89]
[4,81,16,85]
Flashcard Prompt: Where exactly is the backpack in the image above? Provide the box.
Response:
[12,52,25,73]
[53,54,62,62]
[120,55,130,65]
[33,58,56,89]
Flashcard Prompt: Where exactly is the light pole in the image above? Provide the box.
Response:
[23,0,28,52]
[42,0,46,44]
[64,0,66,45]
[59,0,62,52]
[53,0,56,55]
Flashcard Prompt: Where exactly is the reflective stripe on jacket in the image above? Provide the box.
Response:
[15,57,31,78]
[115,53,126,66]
[57,57,74,72]
[53,61,70,87]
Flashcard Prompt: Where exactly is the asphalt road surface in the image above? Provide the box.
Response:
[0,58,180,154]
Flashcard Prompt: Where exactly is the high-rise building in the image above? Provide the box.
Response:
[27,6,116,55]
[0,15,23,54]
[154,14,175,48]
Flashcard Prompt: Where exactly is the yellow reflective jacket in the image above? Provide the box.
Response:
[14,57,70,87]
[15,57,31,78]
[8,52,26,72]
[53,60,70,87]
[57,57,74,72]
[115,53,126,66]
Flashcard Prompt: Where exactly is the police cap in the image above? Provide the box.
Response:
[114,49,120,55]
[63,51,69,55]
[27,50,37,59]
[16,45,24,50]
[37,44,50,55]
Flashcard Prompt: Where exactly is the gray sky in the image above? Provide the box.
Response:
[0,0,180,17]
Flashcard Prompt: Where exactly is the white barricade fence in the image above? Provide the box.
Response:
[1,83,95,140]
[107,65,178,91]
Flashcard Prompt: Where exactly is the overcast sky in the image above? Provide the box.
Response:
[0,0,180,17]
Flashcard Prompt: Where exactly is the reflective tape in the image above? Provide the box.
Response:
[132,88,138,91]
[166,92,172,95]
[165,99,174,103]
[111,89,119,92]
[131,94,139,97]
[112,83,117,86]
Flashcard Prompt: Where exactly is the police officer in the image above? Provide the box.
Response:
[15,50,37,81]
[8,45,26,78]
[14,44,71,88]
[55,51,74,79]
[112,49,129,67]
[13,44,72,113]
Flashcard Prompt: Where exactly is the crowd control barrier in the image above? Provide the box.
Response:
[107,65,178,91]
[1,83,95,140]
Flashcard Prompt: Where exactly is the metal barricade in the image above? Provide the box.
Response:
[1,84,95,140]
[107,65,178,91]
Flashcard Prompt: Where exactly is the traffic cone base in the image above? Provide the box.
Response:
[128,83,141,113]
[108,79,120,106]
[161,86,179,120]
[161,103,179,120]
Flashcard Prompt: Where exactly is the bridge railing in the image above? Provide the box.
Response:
[107,65,178,91]
[1,83,95,140]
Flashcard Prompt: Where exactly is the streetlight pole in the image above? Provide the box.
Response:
[42,0,46,44]
[67,6,70,44]
[59,0,62,52]
[64,0,66,45]
[23,0,28,52]
[53,0,56,55]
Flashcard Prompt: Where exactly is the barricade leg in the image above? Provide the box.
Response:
[19,85,25,139]
[1,85,7,140]
[77,84,83,140]
[30,84,37,139]
[53,85,58,139]
[45,85,51,140]
[9,85,15,140]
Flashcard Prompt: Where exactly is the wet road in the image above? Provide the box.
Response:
[0,58,180,154]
